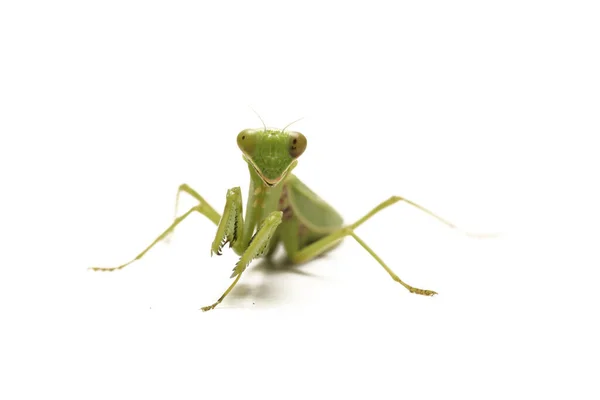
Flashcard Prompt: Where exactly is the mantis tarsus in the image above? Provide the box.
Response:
[90,126,478,311]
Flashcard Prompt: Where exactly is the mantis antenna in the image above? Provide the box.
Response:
[281,117,304,133]
[249,106,267,132]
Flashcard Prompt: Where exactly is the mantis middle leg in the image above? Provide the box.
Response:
[173,183,220,225]
[286,196,468,296]
[89,184,220,272]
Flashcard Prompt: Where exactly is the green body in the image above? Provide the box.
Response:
[91,125,468,311]
[211,128,347,281]
[264,171,344,259]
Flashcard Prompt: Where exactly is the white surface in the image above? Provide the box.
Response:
[1,1,599,399]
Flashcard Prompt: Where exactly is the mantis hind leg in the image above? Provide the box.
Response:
[287,195,474,296]
[89,185,221,272]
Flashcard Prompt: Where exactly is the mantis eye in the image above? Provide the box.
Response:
[237,129,258,155]
[289,131,307,158]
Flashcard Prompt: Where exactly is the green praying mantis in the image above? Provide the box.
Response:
[90,123,481,311]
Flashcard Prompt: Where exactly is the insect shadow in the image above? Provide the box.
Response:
[222,250,330,308]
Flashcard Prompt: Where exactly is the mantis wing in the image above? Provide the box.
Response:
[286,174,344,234]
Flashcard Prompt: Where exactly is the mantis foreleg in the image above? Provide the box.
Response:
[211,187,244,256]
[201,211,282,311]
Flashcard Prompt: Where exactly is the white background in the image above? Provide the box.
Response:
[1,1,599,399]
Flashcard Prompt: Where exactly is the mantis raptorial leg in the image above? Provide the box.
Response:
[201,211,282,311]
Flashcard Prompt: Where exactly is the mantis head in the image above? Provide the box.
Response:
[237,128,307,187]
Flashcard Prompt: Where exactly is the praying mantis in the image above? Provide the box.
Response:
[90,123,477,311]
